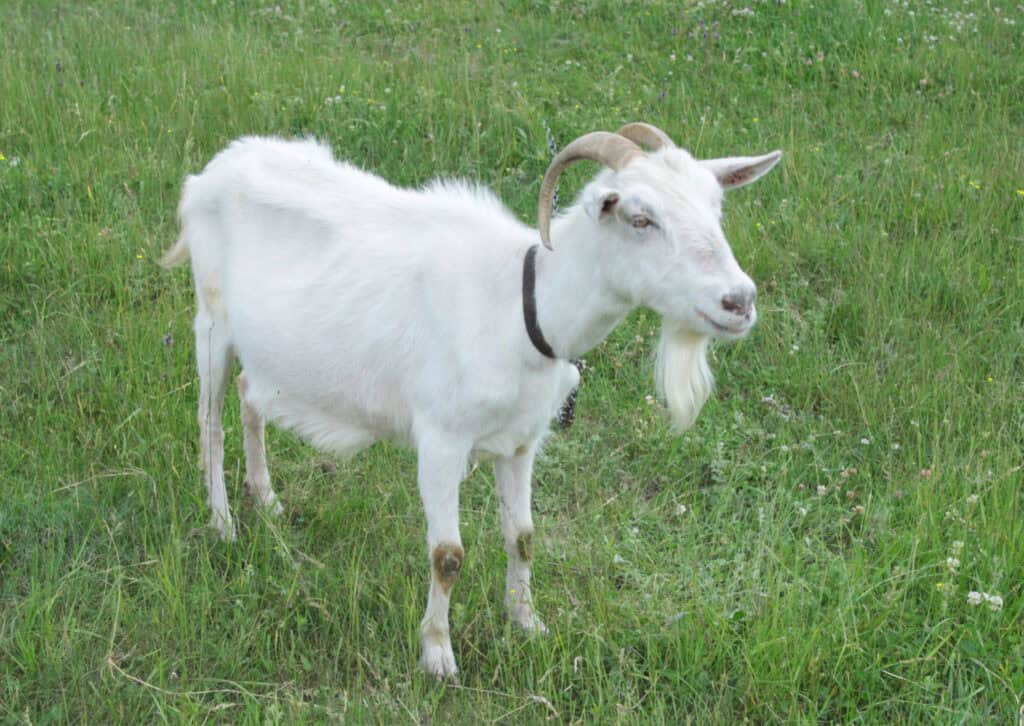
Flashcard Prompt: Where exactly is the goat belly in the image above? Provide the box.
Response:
[231,310,415,457]
[240,371,407,456]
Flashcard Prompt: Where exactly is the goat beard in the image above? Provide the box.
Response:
[655,321,713,432]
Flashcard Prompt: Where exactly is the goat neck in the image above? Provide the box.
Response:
[531,205,632,360]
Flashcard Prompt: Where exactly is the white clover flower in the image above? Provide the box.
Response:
[966,494,980,506]
[951,541,964,555]
[985,593,1003,612]
[946,557,960,572]
[967,591,983,606]
[816,485,828,497]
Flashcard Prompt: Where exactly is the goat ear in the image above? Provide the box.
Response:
[584,187,621,220]
[599,192,620,216]
[701,150,782,190]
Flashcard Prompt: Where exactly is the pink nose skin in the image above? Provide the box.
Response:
[721,287,756,318]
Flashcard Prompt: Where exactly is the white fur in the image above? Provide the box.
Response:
[162,133,780,676]
[656,326,715,431]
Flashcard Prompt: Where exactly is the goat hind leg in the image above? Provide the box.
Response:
[237,372,282,516]
[195,310,236,541]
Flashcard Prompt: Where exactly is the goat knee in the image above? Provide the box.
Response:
[432,543,464,594]
[515,531,533,562]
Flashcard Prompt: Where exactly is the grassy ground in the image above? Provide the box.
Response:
[2,0,1022,722]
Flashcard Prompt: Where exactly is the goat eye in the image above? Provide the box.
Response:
[631,216,651,229]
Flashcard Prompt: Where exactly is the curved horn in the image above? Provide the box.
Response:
[538,132,643,249]
[616,122,676,151]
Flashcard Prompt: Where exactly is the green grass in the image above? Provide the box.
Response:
[2,0,1022,721]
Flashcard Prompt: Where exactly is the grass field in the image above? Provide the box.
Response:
[2,0,1023,721]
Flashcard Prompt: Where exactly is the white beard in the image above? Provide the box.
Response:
[655,322,713,431]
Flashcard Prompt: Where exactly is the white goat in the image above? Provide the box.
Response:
[161,123,781,677]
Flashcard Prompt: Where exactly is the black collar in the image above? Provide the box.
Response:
[522,244,557,359]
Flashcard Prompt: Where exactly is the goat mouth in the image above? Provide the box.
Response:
[696,309,749,336]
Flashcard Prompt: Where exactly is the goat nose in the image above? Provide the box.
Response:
[721,287,756,317]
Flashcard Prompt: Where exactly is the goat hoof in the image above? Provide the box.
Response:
[209,513,237,542]
[257,495,284,517]
[511,607,548,635]
[420,643,459,679]
[243,480,283,516]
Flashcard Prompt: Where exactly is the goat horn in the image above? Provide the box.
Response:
[538,132,643,249]
[616,122,676,150]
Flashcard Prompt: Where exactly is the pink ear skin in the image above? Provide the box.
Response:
[703,150,783,191]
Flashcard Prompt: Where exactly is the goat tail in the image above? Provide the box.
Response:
[159,235,191,269]
[161,174,201,269]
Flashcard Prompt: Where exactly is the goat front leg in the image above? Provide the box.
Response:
[415,435,469,677]
[495,446,547,634]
